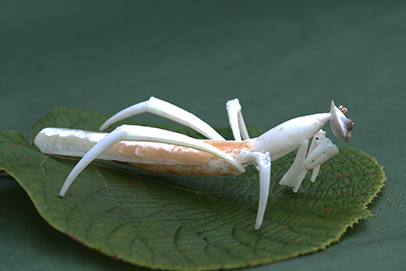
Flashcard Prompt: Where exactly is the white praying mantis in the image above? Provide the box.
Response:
[34,97,353,230]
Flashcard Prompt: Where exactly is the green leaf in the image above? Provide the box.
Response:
[0,108,386,270]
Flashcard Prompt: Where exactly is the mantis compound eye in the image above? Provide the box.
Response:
[338,105,348,116]
[330,101,354,143]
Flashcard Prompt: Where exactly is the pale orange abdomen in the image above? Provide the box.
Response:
[117,140,253,176]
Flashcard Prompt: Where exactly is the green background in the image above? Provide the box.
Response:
[0,1,404,270]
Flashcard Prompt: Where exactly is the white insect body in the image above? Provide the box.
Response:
[34,97,353,230]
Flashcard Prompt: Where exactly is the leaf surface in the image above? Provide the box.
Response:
[0,108,386,270]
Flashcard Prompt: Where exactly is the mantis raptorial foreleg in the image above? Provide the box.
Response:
[279,130,339,192]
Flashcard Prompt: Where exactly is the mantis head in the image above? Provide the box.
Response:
[330,100,354,143]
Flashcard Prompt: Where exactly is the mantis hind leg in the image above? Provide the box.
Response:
[59,125,244,197]
[100,97,225,141]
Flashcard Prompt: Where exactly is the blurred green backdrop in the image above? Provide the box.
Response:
[1,1,405,270]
